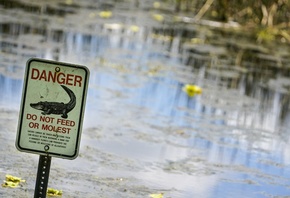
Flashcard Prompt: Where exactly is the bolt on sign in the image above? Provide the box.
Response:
[16,58,89,159]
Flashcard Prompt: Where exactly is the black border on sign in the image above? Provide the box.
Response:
[15,58,90,160]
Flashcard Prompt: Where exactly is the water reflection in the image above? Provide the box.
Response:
[1,0,290,197]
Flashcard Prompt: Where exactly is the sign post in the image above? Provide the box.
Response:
[16,58,89,197]
[34,155,51,198]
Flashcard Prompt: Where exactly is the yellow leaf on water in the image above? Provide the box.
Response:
[65,0,73,5]
[152,14,164,22]
[190,38,204,44]
[5,174,25,183]
[149,193,164,198]
[99,11,112,18]
[47,188,63,197]
[1,174,26,188]
[153,2,161,8]
[2,181,19,188]
[130,25,140,32]
[182,84,202,97]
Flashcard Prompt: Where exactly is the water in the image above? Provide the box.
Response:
[1,0,290,197]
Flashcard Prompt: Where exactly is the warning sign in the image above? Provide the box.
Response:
[16,58,89,159]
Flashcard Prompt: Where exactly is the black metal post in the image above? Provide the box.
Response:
[34,155,52,198]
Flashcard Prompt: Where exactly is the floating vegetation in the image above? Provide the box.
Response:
[182,84,202,97]
[1,174,25,188]
[99,11,113,19]
[152,13,164,22]
[47,188,63,197]
[129,25,140,33]
[149,193,164,198]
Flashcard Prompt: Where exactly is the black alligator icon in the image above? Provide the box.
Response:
[30,85,76,119]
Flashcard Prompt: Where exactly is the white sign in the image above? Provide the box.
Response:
[16,58,89,159]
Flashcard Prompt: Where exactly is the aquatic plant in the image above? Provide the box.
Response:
[1,174,26,188]
[182,84,202,97]
[47,188,63,197]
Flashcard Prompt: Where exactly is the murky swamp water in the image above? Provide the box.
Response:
[1,0,290,197]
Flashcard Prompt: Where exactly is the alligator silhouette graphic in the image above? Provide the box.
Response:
[30,85,76,119]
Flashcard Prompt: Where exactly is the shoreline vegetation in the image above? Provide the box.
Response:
[154,0,290,44]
